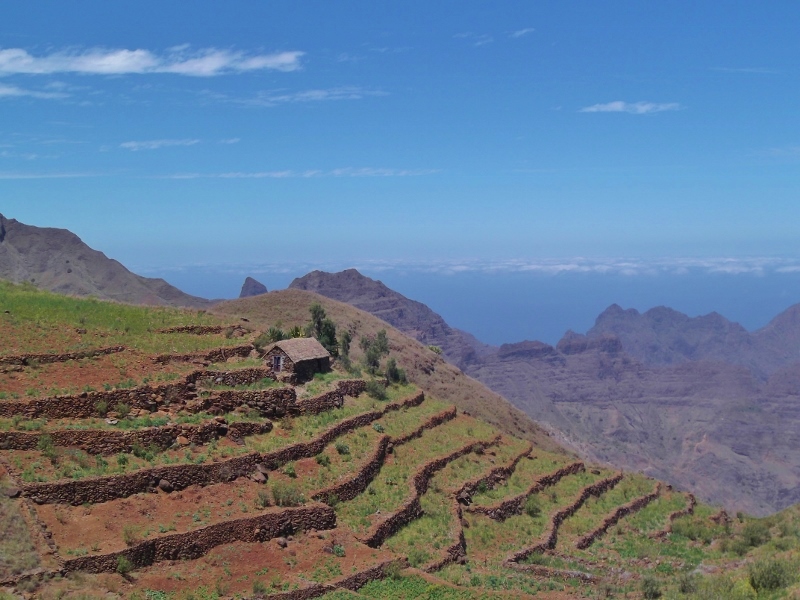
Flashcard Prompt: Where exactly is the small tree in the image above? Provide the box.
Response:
[339,330,352,357]
[310,303,326,336]
[360,330,390,374]
[384,357,407,384]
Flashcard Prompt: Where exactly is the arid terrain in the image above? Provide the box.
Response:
[2,280,798,600]
[289,269,800,516]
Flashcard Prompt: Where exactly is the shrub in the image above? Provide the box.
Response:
[335,441,350,455]
[315,454,331,467]
[115,403,131,419]
[678,572,698,594]
[741,520,771,548]
[271,481,304,507]
[373,422,385,433]
[37,434,58,463]
[365,379,387,401]
[94,399,109,416]
[283,462,297,478]
[254,327,286,351]
[428,345,442,354]
[332,544,345,557]
[749,558,796,592]
[255,490,271,509]
[252,580,268,596]
[524,496,542,518]
[640,575,661,599]
[116,555,133,576]
[122,525,140,546]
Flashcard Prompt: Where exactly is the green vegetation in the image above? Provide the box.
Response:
[0,280,238,356]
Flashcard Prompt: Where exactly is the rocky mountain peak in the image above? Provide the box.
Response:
[239,276,268,298]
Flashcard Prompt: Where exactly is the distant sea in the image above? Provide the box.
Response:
[141,262,800,346]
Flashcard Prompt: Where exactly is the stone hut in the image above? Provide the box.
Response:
[263,338,331,382]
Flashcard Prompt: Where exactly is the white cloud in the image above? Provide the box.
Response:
[454,33,494,47]
[217,86,387,107]
[0,83,67,99]
[120,139,200,151]
[511,28,535,38]
[0,47,304,77]
[0,171,98,179]
[579,101,682,114]
[219,138,241,144]
[160,167,439,179]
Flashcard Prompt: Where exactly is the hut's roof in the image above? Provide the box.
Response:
[267,337,330,362]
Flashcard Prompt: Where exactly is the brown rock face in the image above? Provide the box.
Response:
[239,276,268,298]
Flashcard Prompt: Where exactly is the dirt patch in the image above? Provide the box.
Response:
[130,531,394,596]
[36,478,283,555]
[0,351,194,400]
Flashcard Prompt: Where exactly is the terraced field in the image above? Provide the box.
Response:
[2,282,799,600]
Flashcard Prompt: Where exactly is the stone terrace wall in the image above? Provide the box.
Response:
[650,492,697,540]
[210,388,296,418]
[156,325,227,335]
[61,504,335,574]
[361,434,502,548]
[467,461,585,521]
[22,452,266,505]
[0,346,126,368]
[0,381,195,419]
[312,436,390,504]
[0,420,271,455]
[153,344,254,365]
[0,367,286,419]
[575,482,661,549]
[21,392,425,505]
[258,559,406,600]
[259,391,423,470]
[506,472,624,564]
[422,501,467,573]
[456,444,533,500]
[390,406,457,446]
[188,368,274,386]
[294,380,367,415]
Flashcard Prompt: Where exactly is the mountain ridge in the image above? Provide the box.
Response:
[0,213,210,308]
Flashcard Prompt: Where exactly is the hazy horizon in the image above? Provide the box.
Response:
[133,258,800,346]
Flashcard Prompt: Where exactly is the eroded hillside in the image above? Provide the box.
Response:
[1,282,799,600]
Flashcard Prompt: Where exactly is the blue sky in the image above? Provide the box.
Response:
[2,2,800,285]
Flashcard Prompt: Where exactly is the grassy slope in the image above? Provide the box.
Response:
[3,283,800,599]
[211,290,564,453]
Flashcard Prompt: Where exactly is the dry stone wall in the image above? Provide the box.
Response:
[506,472,624,564]
[0,346,126,368]
[295,380,367,415]
[256,559,406,600]
[456,444,533,499]
[153,344,254,365]
[575,482,661,549]
[467,461,585,521]
[650,492,697,540]
[312,436,390,504]
[422,501,467,572]
[61,504,335,574]
[20,391,425,505]
[360,434,501,548]
[0,420,271,455]
[390,406,457,446]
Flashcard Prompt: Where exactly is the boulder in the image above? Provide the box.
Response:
[3,486,21,498]
[158,479,174,493]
